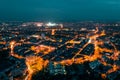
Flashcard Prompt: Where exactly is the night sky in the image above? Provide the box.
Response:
[0,0,120,21]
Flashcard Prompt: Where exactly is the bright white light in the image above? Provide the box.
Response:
[88,39,92,43]
[46,22,57,26]
[32,35,40,38]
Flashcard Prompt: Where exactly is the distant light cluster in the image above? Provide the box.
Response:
[46,22,58,26]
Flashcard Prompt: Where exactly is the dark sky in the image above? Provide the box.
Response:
[0,0,120,21]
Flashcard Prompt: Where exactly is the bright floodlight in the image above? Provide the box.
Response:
[46,22,57,26]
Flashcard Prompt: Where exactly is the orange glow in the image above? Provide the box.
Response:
[31,45,55,55]
[9,27,120,79]
[25,56,49,80]
[94,27,99,33]
[26,56,44,72]
[9,41,24,59]
[0,41,6,45]
[11,53,24,59]
[10,41,16,55]
[101,74,106,79]
[107,65,120,74]
[52,29,55,35]
[101,30,106,36]
[53,27,120,78]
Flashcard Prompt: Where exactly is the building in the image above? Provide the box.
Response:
[48,62,66,75]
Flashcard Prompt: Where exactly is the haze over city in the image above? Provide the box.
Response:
[0,0,120,21]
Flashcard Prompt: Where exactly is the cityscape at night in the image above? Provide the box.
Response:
[1,0,120,80]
